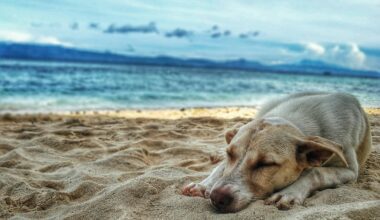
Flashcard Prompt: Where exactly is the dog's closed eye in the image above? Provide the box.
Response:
[252,161,278,170]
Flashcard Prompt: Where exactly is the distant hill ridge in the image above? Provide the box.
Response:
[0,42,379,78]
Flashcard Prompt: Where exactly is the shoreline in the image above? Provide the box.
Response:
[1,106,379,120]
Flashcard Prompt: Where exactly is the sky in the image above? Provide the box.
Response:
[0,0,380,71]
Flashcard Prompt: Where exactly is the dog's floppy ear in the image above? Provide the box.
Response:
[295,136,348,167]
[225,122,244,144]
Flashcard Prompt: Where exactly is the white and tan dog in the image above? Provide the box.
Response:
[182,92,372,212]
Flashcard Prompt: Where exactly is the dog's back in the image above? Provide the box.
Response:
[257,92,372,167]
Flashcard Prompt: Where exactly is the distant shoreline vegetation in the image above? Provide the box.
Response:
[0,42,379,78]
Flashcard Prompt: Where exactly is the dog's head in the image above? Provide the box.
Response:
[209,117,347,212]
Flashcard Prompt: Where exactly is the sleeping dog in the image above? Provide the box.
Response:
[182,92,372,212]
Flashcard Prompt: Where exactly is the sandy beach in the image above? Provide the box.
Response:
[0,107,379,219]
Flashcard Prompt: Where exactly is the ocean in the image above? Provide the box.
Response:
[0,60,379,113]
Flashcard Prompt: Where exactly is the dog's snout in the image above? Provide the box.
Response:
[210,185,234,211]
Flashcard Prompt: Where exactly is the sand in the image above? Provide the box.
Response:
[0,107,379,219]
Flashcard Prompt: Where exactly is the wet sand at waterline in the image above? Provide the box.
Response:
[1,107,379,219]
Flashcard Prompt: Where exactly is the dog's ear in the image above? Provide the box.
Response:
[295,136,348,167]
[225,122,244,144]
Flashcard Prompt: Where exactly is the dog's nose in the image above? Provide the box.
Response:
[210,185,234,211]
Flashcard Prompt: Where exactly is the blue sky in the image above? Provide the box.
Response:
[0,0,380,70]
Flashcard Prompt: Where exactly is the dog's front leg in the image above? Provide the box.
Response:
[265,138,360,210]
[265,166,357,209]
[182,161,225,198]
[265,145,359,210]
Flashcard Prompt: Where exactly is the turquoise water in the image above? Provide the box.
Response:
[0,60,379,113]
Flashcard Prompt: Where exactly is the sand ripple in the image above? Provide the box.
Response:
[0,109,379,219]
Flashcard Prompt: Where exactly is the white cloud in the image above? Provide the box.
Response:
[0,30,72,47]
[305,42,325,56]
[0,31,32,42]
[301,42,366,69]
[326,43,366,68]
[36,36,72,46]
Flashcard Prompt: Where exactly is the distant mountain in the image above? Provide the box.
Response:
[270,59,378,77]
[0,42,379,78]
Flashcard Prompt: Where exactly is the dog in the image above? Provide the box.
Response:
[182,92,372,212]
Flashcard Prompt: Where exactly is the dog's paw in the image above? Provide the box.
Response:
[264,190,305,210]
[182,182,207,198]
